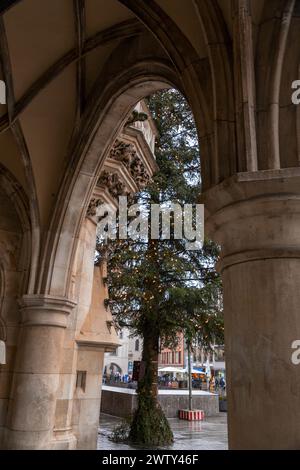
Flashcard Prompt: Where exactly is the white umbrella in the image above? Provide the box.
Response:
[182,367,206,375]
[205,359,211,379]
[158,366,185,374]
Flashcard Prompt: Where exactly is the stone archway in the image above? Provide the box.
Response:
[44,52,213,445]
[109,363,122,375]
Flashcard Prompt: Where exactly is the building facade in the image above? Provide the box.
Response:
[159,334,185,368]
[104,328,143,378]
[193,343,226,377]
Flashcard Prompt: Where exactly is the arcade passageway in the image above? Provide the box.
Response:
[0,0,300,449]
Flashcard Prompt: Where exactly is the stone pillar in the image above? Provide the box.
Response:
[3,295,76,450]
[52,215,98,450]
[203,169,300,449]
[73,263,120,449]
[53,208,119,450]
[72,344,105,450]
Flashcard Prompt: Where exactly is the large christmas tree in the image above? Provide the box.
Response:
[97,89,223,446]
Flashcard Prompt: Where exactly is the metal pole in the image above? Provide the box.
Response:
[187,340,192,411]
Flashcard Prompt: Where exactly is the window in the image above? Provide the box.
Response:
[135,339,139,352]
[76,371,87,392]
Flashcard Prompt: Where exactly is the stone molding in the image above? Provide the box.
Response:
[201,167,300,217]
[75,338,118,352]
[217,248,300,274]
[19,295,77,328]
[52,428,77,450]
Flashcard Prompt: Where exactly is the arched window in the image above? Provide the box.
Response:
[135,339,139,352]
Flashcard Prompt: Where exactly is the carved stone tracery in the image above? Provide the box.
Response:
[87,138,153,217]
[109,139,151,189]
[97,170,129,199]
[87,197,104,217]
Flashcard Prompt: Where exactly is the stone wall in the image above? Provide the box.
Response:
[0,183,29,448]
[100,388,219,418]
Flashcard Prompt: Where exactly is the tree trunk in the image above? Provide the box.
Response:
[129,325,173,446]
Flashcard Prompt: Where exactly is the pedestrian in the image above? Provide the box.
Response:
[215,376,219,390]
[220,376,225,391]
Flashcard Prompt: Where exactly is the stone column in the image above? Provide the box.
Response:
[3,295,76,450]
[52,215,98,450]
[202,169,300,449]
[72,344,105,450]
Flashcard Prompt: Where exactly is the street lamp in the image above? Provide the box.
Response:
[186,337,192,411]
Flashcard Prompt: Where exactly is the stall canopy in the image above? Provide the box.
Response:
[182,367,206,374]
[158,366,207,375]
[158,367,184,374]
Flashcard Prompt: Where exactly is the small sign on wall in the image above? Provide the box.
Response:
[0,340,6,365]
[0,80,6,105]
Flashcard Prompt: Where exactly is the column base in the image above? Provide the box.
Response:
[52,428,77,450]
[4,295,77,450]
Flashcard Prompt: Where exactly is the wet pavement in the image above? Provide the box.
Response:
[97,413,228,450]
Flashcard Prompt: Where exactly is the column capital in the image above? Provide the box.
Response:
[201,167,300,218]
[19,295,77,328]
[201,168,300,272]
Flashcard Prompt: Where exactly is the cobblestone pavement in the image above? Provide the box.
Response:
[97,413,228,450]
